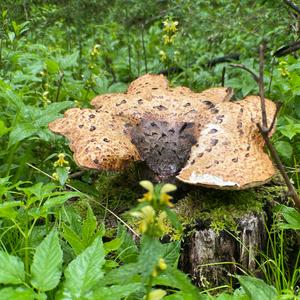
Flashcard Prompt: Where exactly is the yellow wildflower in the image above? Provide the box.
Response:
[53,153,69,168]
[91,44,100,56]
[163,34,175,45]
[131,205,155,233]
[159,50,167,62]
[159,183,176,207]
[163,19,179,33]
[52,172,59,181]
[158,258,167,271]
[139,180,154,202]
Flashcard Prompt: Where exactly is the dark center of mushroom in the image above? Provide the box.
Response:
[130,118,197,180]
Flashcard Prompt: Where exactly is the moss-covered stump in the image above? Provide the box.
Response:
[176,185,283,287]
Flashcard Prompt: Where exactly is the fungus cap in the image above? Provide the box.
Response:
[49,74,277,189]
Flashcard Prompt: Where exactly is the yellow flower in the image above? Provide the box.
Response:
[147,289,166,300]
[163,34,175,45]
[139,180,154,202]
[159,50,167,62]
[163,19,179,33]
[157,211,168,233]
[158,258,167,271]
[91,44,100,56]
[53,153,69,168]
[160,183,176,207]
[131,205,155,233]
[52,172,59,181]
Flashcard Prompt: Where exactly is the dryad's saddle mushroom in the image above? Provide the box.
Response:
[49,74,277,190]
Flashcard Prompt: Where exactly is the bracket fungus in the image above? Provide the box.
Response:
[49,74,277,190]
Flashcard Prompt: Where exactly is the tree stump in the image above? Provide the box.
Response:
[175,185,283,287]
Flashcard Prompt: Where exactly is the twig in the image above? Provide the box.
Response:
[259,44,268,130]
[283,0,300,15]
[257,124,300,210]
[256,44,300,210]
[231,45,300,210]
[141,23,148,73]
[26,163,140,238]
[69,170,85,179]
[273,41,300,57]
[221,67,226,87]
[229,63,259,82]
[55,72,64,102]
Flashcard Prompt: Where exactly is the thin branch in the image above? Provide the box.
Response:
[283,0,300,15]
[259,44,268,130]
[221,66,226,87]
[55,72,64,102]
[26,163,140,238]
[229,63,259,82]
[268,102,282,134]
[257,124,300,210]
[256,44,300,210]
[273,41,300,57]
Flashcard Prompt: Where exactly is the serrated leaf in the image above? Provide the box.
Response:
[31,230,62,291]
[237,275,277,300]
[56,167,69,186]
[62,236,105,299]
[0,201,23,219]
[62,223,83,255]
[0,251,25,284]
[92,283,141,300]
[8,123,37,148]
[116,224,138,263]
[82,205,97,246]
[0,287,36,300]
[43,192,80,210]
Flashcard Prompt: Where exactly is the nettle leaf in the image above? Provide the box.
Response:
[31,230,63,291]
[0,251,25,284]
[278,123,300,140]
[0,201,24,219]
[61,236,105,299]
[43,192,80,211]
[237,275,277,300]
[56,167,69,186]
[0,287,36,300]
[116,225,139,263]
[8,123,37,148]
[92,283,142,300]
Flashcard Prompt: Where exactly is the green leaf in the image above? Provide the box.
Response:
[116,224,138,263]
[43,192,80,211]
[45,59,60,74]
[0,119,10,137]
[62,223,83,255]
[154,268,200,298]
[277,205,300,230]
[31,230,63,291]
[0,201,23,219]
[0,251,25,284]
[62,236,105,299]
[161,241,181,267]
[8,123,36,148]
[0,287,36,300]
[274,141,293,160]
[237,275,277,300]
[104,238,123,254]
[81,205,98,247]
[92,283,141,300]
[56,167,69,186]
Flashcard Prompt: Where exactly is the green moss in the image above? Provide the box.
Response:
[90,165,143,219]
[175,185,283,234]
